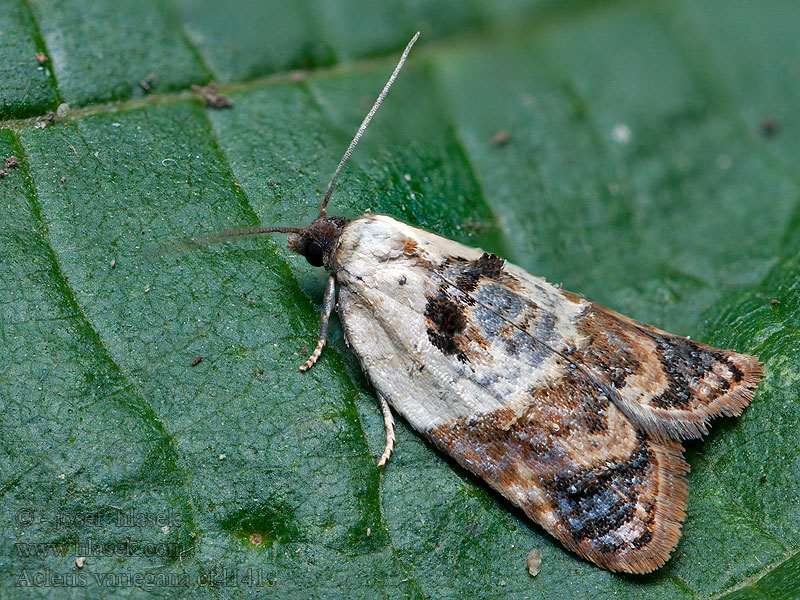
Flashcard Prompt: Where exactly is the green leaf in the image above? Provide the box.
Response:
[0,0,60,118]
[2,1,798,598]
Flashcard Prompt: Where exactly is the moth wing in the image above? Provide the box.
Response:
[337,282,688,573]
[573,304,763,440]
[427,381,689,574]
[333,215,703,572]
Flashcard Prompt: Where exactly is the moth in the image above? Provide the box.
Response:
[204,34,763,573]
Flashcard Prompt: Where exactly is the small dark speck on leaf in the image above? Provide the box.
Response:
[191,356,203,367]
[4,156,19,169]
[760,474,767,484]
[269,179,277,186]
[760,118,779,137]
[191,82,233,109]
[490,130,511,147]
[46,112,56,124]
[301,346,309,356]
[139,74,155,92]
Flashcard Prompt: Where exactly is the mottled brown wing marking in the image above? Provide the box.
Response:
[424,253,533,363]
[402,238,419,257]
[435,252,518,294]
[559,288,585,304]
[424,254,557,367]
[649,333,740,408]
[427,386,688,574]
[380,235,435,268]
[455,252,506,292]
[575,304,763,440]
[542,432,688,574]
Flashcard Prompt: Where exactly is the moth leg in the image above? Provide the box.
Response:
[300,275,336,372]
[376,391,395,467]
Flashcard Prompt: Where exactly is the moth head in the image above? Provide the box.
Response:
[286,215,349,268]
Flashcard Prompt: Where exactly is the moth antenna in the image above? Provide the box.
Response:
[183,226,308,249]
[146,226,309,261]
[318,31,420,217]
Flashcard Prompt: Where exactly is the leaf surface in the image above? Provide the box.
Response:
[2,1,798,598]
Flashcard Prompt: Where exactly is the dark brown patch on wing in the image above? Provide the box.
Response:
[455,252,506,292]
[427,395,688,573]
[574,304,764,440]
[424,291,468,362]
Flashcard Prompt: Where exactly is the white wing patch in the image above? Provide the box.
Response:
[332,215,587,431]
